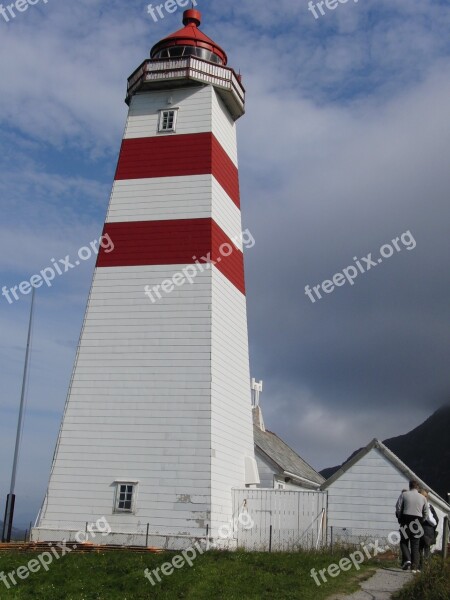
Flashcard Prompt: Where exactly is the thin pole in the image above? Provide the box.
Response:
[2,289,35,543]
[10,287,35,495]
[315,508,325,550]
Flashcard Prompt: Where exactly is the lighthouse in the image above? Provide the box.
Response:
[33,9,259,549]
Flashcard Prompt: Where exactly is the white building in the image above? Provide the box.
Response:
[33,9,259,550]
[252,404,325,491]
[322,438,450,548]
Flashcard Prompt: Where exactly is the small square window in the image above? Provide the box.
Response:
[158,109,178,132]
[114,483,136,513]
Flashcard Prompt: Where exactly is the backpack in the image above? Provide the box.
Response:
[429,504,439,528]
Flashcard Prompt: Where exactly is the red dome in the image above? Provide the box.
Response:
[150,9,228,66]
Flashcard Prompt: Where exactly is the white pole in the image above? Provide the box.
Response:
[315,508,325,550]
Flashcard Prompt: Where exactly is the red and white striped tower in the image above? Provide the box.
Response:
[34,10,259,548]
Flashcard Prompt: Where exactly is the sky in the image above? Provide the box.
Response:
[0,0,449,526]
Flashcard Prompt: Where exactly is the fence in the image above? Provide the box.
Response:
[31,526,210,551]
[232,488,328,552]
[0,522,33,543]
[27,505,450,555]
[328,519,450,560]
[327,526,396,550]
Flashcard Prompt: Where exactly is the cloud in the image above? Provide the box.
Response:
[243,60,450,463]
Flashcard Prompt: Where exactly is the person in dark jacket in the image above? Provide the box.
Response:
[419,489,439,568]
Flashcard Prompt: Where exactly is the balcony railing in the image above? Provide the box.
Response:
[126,57,245,120]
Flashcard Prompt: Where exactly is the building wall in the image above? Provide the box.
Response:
[123,85,238,168]
[37,265,213,535]
[212,88,238,166]
[105,175,242,251]
[326,447,449,547]
[255,451,277,489]
[254,450,316,491]
[124,85,212,140]
[35,81,255,544]
[209,86,255,534]
[210,269,254,533]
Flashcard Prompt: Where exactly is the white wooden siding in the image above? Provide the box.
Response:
[211,177,243,249]
[212,88,238,166]
[36,79,253,546]
[124,86,212,139]
[210,269,254,534]
[255,450,277,488]
[255,450,317,491]
[40,265,256,537]
[38,266,213,536]
[232,489,328,551]
[327,447,449,547]
[106,175,243,250]
[105,176,212,223]
[124,85,238,168]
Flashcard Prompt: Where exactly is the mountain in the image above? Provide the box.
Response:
[320,447,361,481]
[320,405,450,501]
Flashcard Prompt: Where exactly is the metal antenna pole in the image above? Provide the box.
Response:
[2,288,35,543]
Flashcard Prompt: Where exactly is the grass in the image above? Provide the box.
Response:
[393,557,450,600]
[0,548,388,599]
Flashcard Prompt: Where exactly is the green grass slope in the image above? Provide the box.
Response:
[0,549,384,600]
[393,557,450,600]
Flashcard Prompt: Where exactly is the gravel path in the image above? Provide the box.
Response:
[328,567,414,600]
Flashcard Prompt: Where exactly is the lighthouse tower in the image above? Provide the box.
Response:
[33,10,258,548]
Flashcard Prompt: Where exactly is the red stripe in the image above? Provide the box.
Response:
[97,219,245,295]
[114,133,240,208]
[211,135,240,207]
[212,221,245,295]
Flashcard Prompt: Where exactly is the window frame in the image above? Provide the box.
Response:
[154,46,223,65]
[158,108,179,133]
[113,481,138,514]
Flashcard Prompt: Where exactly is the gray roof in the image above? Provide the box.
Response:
[321,438,450,513]
[254,425,325,486]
